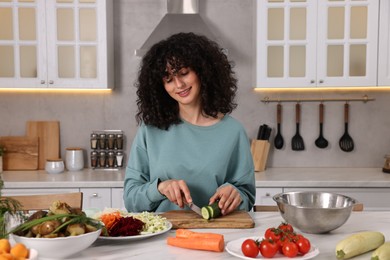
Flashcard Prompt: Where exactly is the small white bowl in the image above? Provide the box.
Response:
[28,248,38,260]
[11,229,101,259]
[45,159,65,174]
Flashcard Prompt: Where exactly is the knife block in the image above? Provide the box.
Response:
[250,140,270,172]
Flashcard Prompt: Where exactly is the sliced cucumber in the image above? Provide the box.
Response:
[201,206,211,220]
[201,202,221,220]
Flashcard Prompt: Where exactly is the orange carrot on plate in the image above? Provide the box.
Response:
[175,229,224,240]
[167,236,224,252]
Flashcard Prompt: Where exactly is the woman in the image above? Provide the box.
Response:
[124,32,255,215]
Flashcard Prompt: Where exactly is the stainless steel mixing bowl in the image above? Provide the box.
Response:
[273,191,357,234]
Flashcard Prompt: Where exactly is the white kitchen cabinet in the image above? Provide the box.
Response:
[256,0,379,88]
[255,188,282,206]
[378,0,390,85]
[80,188,111,210]
[283,187,390,211]
[111,188,125,209]
[0,0,114,89]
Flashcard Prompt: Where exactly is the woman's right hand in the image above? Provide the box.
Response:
[157,179,192,208]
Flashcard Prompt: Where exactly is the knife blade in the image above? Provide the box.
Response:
[188,202,202,216]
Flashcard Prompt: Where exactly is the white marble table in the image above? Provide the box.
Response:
[60,211,390,260]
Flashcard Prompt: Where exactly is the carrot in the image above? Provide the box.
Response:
[100,212,121,230]
[175,229,224,240]
[167,236,224,252]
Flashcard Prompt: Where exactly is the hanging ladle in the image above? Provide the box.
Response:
[315,103,329,149]
[339,103,354,152]
[274,103,284,149]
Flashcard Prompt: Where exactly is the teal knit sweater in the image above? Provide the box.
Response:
[123,115,256,212]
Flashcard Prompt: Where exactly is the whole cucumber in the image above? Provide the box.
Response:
[372,242,390,260]
[336,231,385,259]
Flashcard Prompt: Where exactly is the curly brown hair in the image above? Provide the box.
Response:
[135,32,238,130]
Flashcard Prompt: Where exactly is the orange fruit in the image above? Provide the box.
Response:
[0,239,11,253]
[0,252,13,260]
[10,243,29,258]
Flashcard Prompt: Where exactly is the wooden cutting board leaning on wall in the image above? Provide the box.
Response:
[0,136,39,170]
[26,121,60,170]
[160,210,255,229]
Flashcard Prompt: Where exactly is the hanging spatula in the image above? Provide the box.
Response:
[339,103,354,152]
[291,103,305,151]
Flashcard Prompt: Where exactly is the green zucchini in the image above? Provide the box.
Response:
[201,202,221,220]
[336,231,385,259]
[371,242,390,260]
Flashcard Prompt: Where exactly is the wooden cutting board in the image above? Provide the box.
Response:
[26,121,60,170]
[0,136,39,170]
[160,210,255,229]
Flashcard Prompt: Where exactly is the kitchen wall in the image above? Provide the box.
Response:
[0,0,389,168]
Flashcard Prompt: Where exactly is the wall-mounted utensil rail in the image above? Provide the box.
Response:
[261,95,375,103]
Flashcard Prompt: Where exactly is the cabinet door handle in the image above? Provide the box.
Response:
[49,80,54,84]
[41,80,45,84]
[92,193,98,197]
[319,80,324,84]
[310,80,315,84]
[265,192,271,197]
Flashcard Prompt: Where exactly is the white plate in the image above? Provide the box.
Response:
[226,236,319,260]
[98,221,172,241]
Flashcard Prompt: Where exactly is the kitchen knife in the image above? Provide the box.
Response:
[188,202,202,216]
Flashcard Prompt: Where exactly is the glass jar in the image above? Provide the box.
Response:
[116,134,123,149]
[116,151,124,167]
[90,133,98,149]
[98,134,106,150]
[98,151,106,168]
[107,151,115,168]
[90,151,98,168]
[107,134,115,150]
[383,154,390,173]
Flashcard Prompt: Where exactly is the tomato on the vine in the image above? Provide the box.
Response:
[241,239,259,258]
[296,236,311,255]
[278,222,294,233]
[282,241,299,258]
[259,239,279,258]
[264,228,282,241]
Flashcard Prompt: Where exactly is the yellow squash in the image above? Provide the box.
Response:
[336,231,385,259]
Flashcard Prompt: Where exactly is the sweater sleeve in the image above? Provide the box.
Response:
[224,128,256,211]
[123,127,166,212]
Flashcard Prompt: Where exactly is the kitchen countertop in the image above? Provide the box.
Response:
[2,167,390,189]
[39,211,390,259]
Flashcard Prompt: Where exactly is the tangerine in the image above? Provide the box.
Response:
[10,243,29,258]
[0,239,11,254]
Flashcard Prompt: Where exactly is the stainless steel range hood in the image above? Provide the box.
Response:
[135,0,218,57]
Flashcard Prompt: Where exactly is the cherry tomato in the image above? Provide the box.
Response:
[282,241,299,258]
[264,228,282,242]
[296,236,311,255]
[259,239,279,258]
[241,239,259,258]
[278,222,294,233]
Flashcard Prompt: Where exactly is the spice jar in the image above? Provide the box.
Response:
[383,154,390,173]
[91,151,98,168]
[90,133,98,149]
[99,151,106,168]
[107,151,115,168]
[98,134,106,149]
[116,151,124,167]
[116,134,123,149]
[107,134,115,150]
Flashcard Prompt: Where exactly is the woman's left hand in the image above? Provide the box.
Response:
[209,184,242,215]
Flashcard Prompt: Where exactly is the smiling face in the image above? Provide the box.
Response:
[163,66,201,108]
